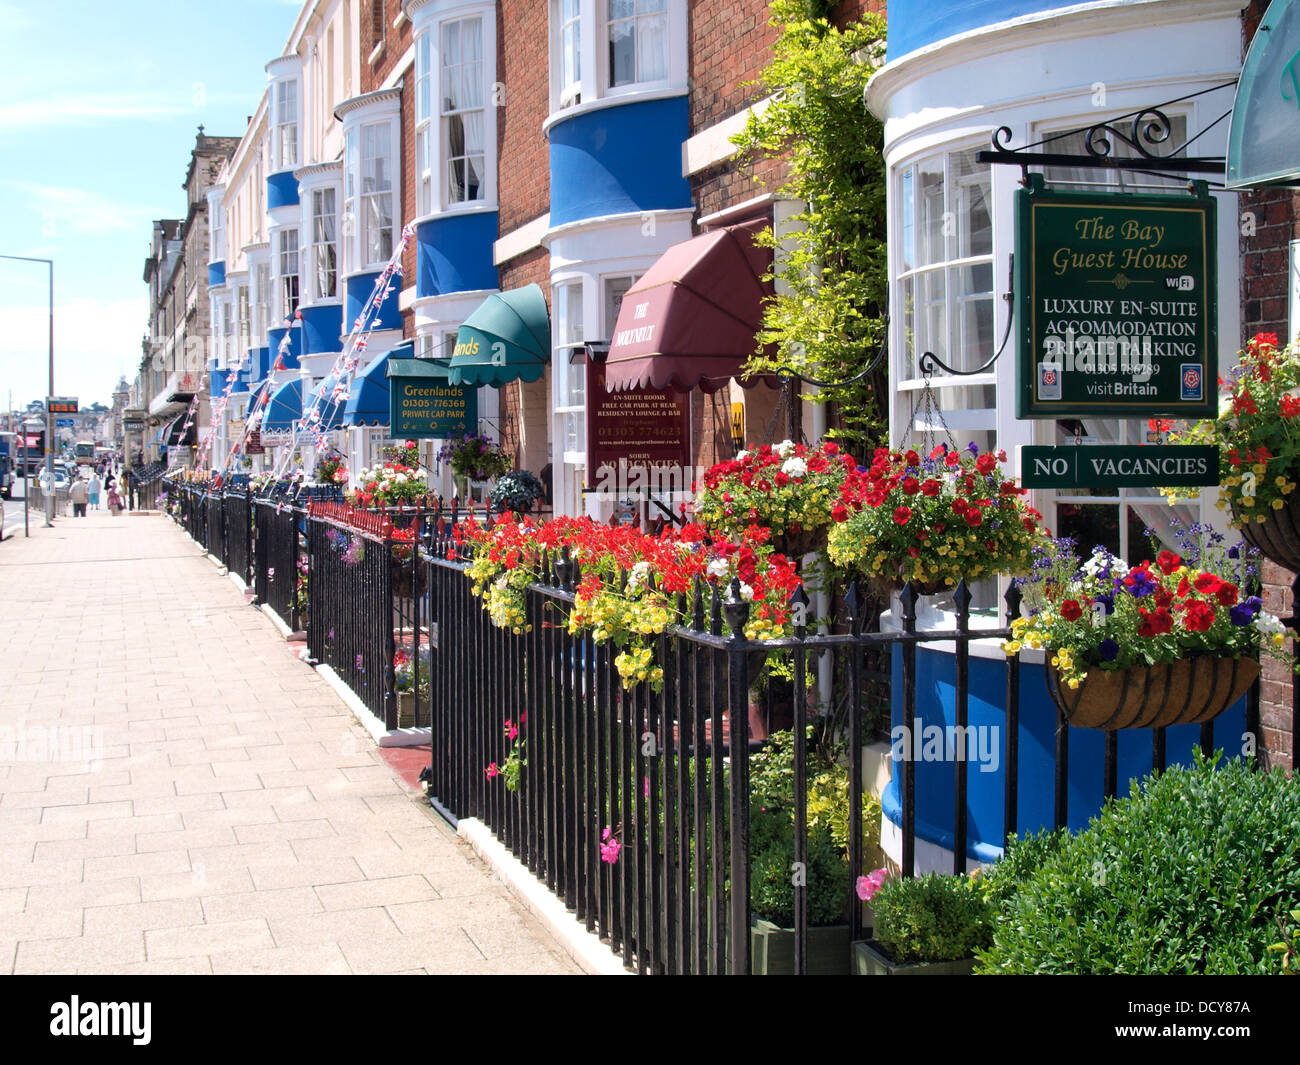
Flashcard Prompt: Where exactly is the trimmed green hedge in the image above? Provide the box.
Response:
[978,752,1300,974]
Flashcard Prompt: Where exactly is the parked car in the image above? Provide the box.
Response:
[38,468,71,492]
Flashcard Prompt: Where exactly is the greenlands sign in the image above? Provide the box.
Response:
[1015,176,1217,419]
[387,359,478,439]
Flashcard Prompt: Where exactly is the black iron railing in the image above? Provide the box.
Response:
[163,488,1269,975]
[222,490,252,585]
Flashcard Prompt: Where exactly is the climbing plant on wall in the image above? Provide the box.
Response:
[732,0,889,454]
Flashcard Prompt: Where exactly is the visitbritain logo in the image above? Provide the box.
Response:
[49,997,151,1046]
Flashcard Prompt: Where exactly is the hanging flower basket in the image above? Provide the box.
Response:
[769,525,827,560]
[391,555,428,600]
[1234,490,1300,573]
[1046,655,1259,730]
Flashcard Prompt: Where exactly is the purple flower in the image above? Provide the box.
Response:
[1095,593,1114,615]
[1124,568,1157,598]
[355,654,364,670]
[1099,638,1119,662]
[1230,596,1263,627]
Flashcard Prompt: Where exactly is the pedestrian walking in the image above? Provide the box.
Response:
[87,471,102,510]
[107,483,123,515]
[69,474,89,517]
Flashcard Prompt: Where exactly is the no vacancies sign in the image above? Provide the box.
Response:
[1019,445,1220,489]
[1015,177,1217,419]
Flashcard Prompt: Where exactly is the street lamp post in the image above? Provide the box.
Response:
[1,254,54,527]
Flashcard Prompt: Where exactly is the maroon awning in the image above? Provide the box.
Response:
[604,218,777,393]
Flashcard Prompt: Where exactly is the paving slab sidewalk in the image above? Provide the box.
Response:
[0,511,579,975]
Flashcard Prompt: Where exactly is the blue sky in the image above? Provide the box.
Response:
[0,0,302,412]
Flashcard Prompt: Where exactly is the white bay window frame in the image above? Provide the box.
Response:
[309,186,340,302]
[273,78,300,172]
[547,0,686,117]
[410,2,498,218]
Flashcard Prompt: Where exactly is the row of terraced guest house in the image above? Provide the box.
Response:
[142,0,1297,774]
[172,0,876,513]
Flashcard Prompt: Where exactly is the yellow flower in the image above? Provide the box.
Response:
[1274,498,1286,510]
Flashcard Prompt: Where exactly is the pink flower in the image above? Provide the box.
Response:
[856,868,889,902]
[505,719,519,740]
[485,763,499,779]
[519,710,528,728]
[600,827,621,864]
[643,777,650,799]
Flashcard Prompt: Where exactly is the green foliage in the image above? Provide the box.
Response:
[978,828,1067,910]
[873,872,994,963]
[747,728,882,927]
[731,1,889,454]
[1268,909,1300,974]
[978,751,1300,974]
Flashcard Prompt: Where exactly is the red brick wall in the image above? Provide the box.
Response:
[497,0,551,233]
[688,0,884,219]
[356,1,415,342]
[1241,0,1296,771]
[498,246,550,465]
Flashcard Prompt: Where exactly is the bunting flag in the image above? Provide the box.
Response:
[268,221,416,480]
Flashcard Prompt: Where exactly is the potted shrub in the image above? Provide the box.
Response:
[694,439,855,558]
[852,870,992,975]
[1006,525,1291,729]
[827,442,1044,601]
[746,729,882,975]
[394,645,431,728]
[1168,332,1300,570]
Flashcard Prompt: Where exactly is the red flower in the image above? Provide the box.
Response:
[1156,550,1180,575]
[945,452,960,468]
[1183,599,1216,633]
[893,506,912,525]
[1193,573,1222,595]
[975,453,997,474]
[1215,582,1239,607]
[921,479,941,497]
[902,476,920,496]
[964,509,983,527]
[904,450,920,467]
[831,503,849,523]
[1060,599,1082,621]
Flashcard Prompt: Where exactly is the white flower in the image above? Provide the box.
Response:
[707,558,729,580]
[782,457,807,478]
[627,561,652,589]
[735,449,750,461]
[394,473,408,484]
[738,582,755,601]
[775,440,795,458]
[1255,611,1285,636]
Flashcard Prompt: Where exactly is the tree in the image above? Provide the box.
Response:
[732,1,889,453]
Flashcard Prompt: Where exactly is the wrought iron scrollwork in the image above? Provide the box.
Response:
[1084,107,1175,162]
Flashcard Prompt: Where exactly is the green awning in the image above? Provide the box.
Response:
[1226,0,1300,188]
[448,283,550,387]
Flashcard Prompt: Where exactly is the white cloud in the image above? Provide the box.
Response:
[0,93,190,131]
[0,295,149,407]
[7,182,154,237]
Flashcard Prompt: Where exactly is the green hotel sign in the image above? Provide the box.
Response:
[387,359,478,439]
[1019,445,1220,489]
[1015,176,1217,419]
